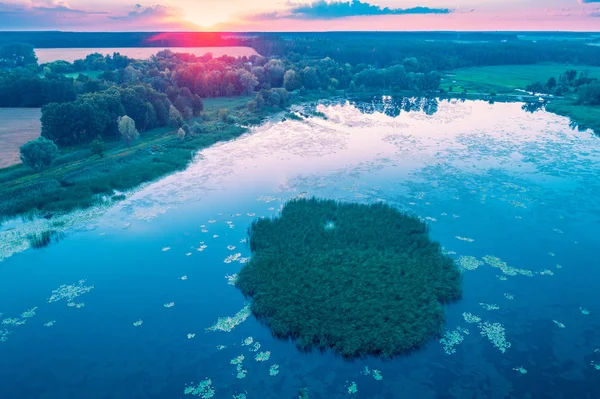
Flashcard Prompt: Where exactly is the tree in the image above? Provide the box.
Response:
[546,77,557,90]
[251,66,267,89]
[122,66,141,84]
[283,70,302,91]
[91,137,106,158]
[41,101,102,146]
[238,69,259,95]
[120,87,152,131]
[177,127,186,140]
[265,60,285,87]
[117,115,139,145]
[168,105,183,128]
[328,78,339,91]
[301,67,320,90]
[19,137,59,172]
[0,42,37,68]
[402,57,420,73]
[182,123,192,136]
[192,95,204,115]
[577,82,600,105]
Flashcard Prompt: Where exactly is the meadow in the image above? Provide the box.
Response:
[0,108,41,168]
[441,63,600,95]
[441,63,600,133]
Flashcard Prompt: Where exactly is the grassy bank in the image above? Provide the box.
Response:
[545,100,600,134]
[441,64,600,134]
[0,96,268,219]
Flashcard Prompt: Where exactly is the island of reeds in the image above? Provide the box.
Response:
[236,198,462,358]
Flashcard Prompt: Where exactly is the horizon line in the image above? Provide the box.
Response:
[1,30,600,34]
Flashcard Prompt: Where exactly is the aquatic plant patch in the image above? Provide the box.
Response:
[236,198,462,358]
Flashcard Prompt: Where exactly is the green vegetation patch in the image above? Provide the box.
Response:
[546,100,600,134]
[237,198,462,358]
[442,64,600,95]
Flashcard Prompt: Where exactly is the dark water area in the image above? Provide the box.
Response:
[1,99,599,399]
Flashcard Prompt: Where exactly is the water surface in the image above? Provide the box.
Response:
[1,99,599,398]
[35,47,258,64]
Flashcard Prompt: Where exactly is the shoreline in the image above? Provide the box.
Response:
[0,89,595,223]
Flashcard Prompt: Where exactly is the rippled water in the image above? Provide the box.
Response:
[1,99,599,398]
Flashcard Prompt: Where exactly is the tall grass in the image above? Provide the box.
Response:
[237,198,462,358]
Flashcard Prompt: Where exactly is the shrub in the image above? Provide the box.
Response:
[168,105,184,128]
[217,108,229,121]
[19,137,59,172]
[90,137,106,158]
[577,82,600,105]
[283,69,302,91]
[182,123,192,136]
[117,115,139,146]
[237,198,462,358]
[284,112,302,121]
[191,122,204,135]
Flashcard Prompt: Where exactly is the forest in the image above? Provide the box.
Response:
[236,198,462,358]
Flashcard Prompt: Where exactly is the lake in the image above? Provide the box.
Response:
[35,47,259,64]
[1,98,599,398]
[0,108,41,168]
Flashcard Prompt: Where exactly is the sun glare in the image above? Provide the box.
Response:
[184,10,230,28]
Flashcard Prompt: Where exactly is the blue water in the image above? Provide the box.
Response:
[1,99,599,398]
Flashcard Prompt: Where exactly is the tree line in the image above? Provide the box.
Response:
[526,68,600,105]
[3,38,600,152]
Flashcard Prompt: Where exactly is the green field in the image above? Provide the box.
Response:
[0,108,41,168]
[442,64,600,134]
[442,64,600,95]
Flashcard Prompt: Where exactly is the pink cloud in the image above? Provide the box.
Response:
[217,11,600,32]
[0,1,199,30]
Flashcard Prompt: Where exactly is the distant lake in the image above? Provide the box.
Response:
[35,47,259,64]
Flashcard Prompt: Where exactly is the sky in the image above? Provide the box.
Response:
[0,0,599,32]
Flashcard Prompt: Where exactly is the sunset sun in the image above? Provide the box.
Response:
[184,10,232,28]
